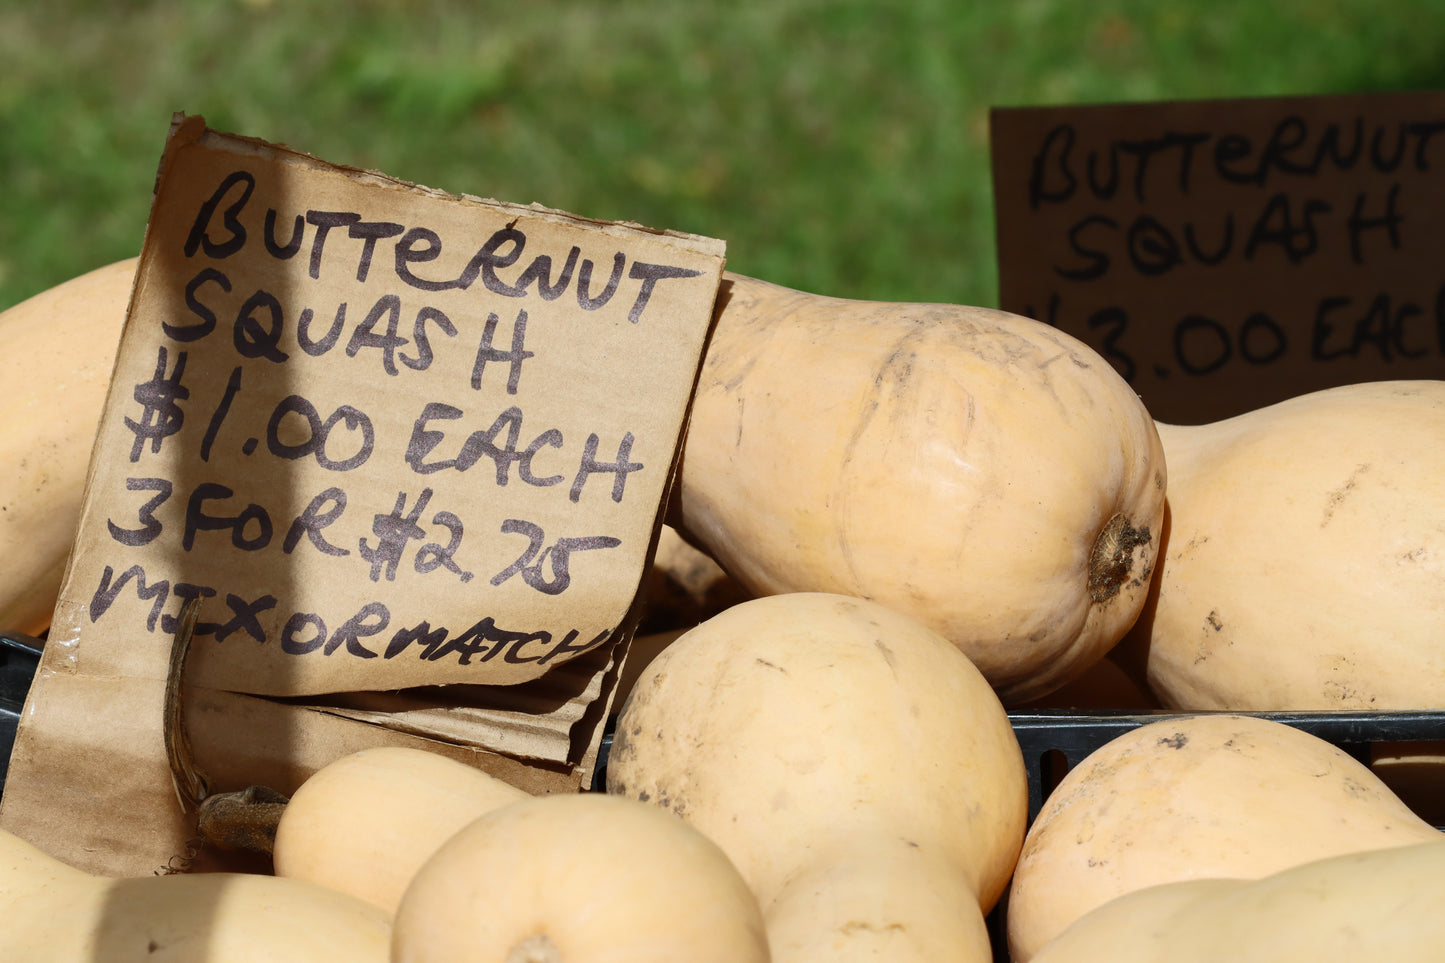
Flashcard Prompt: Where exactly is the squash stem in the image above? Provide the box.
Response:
[1087,512,1151,603]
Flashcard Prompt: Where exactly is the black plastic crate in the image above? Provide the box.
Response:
[594,707,1445,821]
[1010,707,1445,823]
[2,630,1440,963]
[0,632,42,799]
[593,706,1444,962]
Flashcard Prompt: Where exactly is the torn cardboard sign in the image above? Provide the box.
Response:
[1,114,725,874]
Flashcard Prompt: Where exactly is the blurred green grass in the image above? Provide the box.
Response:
[4,0,1445,313]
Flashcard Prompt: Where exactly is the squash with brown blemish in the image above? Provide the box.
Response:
[673,273,1166,704]
[1005,713,1442,962]
[606,592,1028,963]
[1116,380,1445,710]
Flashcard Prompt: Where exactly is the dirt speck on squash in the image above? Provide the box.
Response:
[873,639,898,672]
[840,920,906,935]
[1321,463,1370,526]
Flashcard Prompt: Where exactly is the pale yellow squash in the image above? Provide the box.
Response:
[0,258,136,636]
[1031,840,1445,963]
[0,826,390,962]
[675,273,1166,703]
[1006,713,1441,962]
[1116,380,1445,709]
[761,836,994,963]
[270,745,528,912]
[391,791,770,963]
[606,592,1028,963]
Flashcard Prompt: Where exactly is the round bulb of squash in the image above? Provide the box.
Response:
[606,592,1028,963]
[271,745,528,912]
[1005,713,1442,962]
[674,273,1166,703]
[391,792,770,963]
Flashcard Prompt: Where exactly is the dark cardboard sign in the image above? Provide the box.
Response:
[991,91,1445,424]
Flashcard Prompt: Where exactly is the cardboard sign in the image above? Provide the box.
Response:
[0,115,725,875]
[61,114,725,695]
[992,91,1445,424]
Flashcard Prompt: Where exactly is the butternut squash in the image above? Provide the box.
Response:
[1116,380,1445,709]
[391,791,770,963]
[0,825,390,961]
[0,258,136,636]
[1030,839,1445,963]
[605,592,1028,963]
[269,745,528,912]
[1005,713,1441,962]
[675,274,1166,704]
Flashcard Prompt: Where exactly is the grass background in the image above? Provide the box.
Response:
[4,0,1445,314]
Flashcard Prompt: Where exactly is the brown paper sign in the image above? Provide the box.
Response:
[0,115,724,874]
[63,114,724,695]
[992,91,1445,424]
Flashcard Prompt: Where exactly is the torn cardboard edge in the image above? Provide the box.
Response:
[168,112,727,259]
